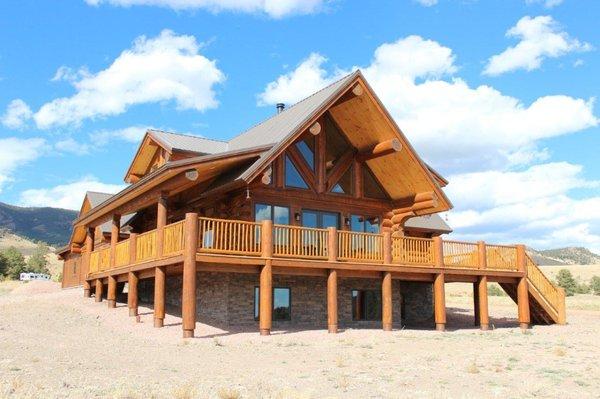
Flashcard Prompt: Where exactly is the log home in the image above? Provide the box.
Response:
[58,71,566,337]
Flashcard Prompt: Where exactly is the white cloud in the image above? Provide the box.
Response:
[31,30,225,129]
[19,176,125,210]
[90,125,148,146]
[1,99,33,129]
[414,0,438,6]
[526,0,564,8]
[54,138,91,155]
[0,137,47,192]
[259,35,597,173]
[484,15,592,76]
[84,0,326,18]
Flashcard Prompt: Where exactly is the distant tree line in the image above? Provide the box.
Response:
[0,243,49,280]
[555,269,600,296]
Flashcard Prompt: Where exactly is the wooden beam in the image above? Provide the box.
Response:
[128,271,138,317]
[356,138,402,162]
[154,266,166,328]
[327,269,338,333]
[316,119,326,193]
[516,244,530,330]
[107,275,117,308]
[156,193,168,257]
[286,146,317,191]
[260,220,273,336]
[95,278,103,302]
[309,121,322,135]
[325,149,355,191]
[382,271,393,331]
[478,276,490,331]
[182,213,198,338]
[83,227,94,298]
[434,273,446,331]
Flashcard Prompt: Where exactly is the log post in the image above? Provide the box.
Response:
[382,271,393,331]
[110,214,120,269]
[473,282,480,327]
[327,227,338,262]
[83,227,94,298]
[433,273,446,331]
[154,266,166,328]
[557,287,567,325]
[259,219,273,336]
[383,231,392,264]
[128,271,139,317]
[107,275,117,308]
[516,244,530,330]
[433,236,444,269]
[95,278,103,302]
[129,233,138,264]
[182,213,199,338]
[327,269,338,333]
[477,276,490,331]
[156,193,168,257]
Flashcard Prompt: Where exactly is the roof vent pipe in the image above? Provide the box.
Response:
[276,103,285,114]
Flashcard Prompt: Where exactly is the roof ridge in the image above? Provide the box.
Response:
[149,128,228,144]
[228,70,360,144]
[86,191,112,196]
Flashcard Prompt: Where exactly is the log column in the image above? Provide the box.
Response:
[326,227,338,333]
[154,266,166,327]
[107,275,117,308]
[516,244,530,330]
[259,219,273,336]
[182,213,199,338]
[473,282,480,326]
[476,241,489,330]
[382,271,393,331]
[156,193,168,257]
[128,271,139,317]
[433,273,446,331]
[109,214,120,269]
[383,231,392,264]
[83,227,95,298]
[95,278,103,302]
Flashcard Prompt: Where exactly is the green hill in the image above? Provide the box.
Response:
[0,202,77,246]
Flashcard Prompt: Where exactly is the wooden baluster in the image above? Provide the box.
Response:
[327,269,338,334]
[516,244,530,330]
[259,219,273,336]
[182,213,199,338]
[128,271,138,317]
[382,271,393,331]
[154,266,166,328]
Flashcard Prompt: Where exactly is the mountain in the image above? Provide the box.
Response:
[527,247,600,266]
[0,202,77,246]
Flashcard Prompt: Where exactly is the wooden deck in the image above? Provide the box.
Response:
[84,215,566,336]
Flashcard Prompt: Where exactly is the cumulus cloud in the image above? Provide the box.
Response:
[30,30,224,129]
[259,35,597,173]
[54,138,91,155]
[19,176,125,210]
[1,99,33,129]
[0,137,47,192]
[526,0,564,8]
[90,125,148,146]
[414,0,438,6]
[484,15,592,76]
[84,0,326,18]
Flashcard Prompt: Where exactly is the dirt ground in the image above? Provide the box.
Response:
[1,279,599,399]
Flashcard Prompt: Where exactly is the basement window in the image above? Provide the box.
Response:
[254,287,291,321]
[352,289,381,321]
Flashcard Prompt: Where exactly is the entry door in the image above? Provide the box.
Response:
[301,210,339,229]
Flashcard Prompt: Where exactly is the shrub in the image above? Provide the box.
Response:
[556,269,578,296]
[26,242,49,274]
[488,284,505,296]
[590,276,600,296]
[1,247,27,280]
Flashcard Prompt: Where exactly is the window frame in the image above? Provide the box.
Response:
[254,286,292,321]
[351,289,382,321]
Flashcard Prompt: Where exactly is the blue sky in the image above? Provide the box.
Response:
[0,0,598,251]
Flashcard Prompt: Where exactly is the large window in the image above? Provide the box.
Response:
[295,135,315,171]
[302,210,339,229]
[254,287,291,321]
[285,156,309,189]
[352,289,381,321]
[363,167,387,199]
[350,215,380,234]
[255,203,290,225]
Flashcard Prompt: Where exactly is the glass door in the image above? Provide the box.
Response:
[301,210,339,251]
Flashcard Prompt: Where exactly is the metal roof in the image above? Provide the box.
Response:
[86,191,113,208]
[148,129,228,155]
[404,214,452,233]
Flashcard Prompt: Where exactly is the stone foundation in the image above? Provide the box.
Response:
[138,271,434,329]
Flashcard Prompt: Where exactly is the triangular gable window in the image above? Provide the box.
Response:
[363,166,387,199]
[285,156,308,189]
[325,115,351,175]
[295,135,315,171]
[331,165,353,195]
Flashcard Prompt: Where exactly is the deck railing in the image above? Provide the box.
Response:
[526,255,562,314]
[443,240,478,268]
[198,217,262,255]
[392,236,435,266]
[114,240,130,267]
[486,244,517,271]
[338,230,383,262]
[163,220,185,257]
[273,224,328,259]
[136,229,157,262]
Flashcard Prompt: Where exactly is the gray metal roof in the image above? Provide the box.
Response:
[86,192,113,208]
[148,129,228,155]
[404,214,452,233]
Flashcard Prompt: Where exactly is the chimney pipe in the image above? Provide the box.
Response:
[276,103,285,114]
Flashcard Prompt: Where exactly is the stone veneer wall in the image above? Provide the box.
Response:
[137,272,434,329]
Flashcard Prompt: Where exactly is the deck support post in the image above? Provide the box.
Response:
[128,271,138,317]
[182,213,199,338]
[327,269,338,333]
[382,271,393,331]
[473,282,480,326]
[476,241,489,330]
[156,193,167,257]
[516,244,530,330]
[433,273,446,331]
[95,278,103,302]
[107,275,117,308]
[83,227,95,297]
[259,219,273,336]
[154,266,166,328]
[109,214,120,270]
[383,231,392,264]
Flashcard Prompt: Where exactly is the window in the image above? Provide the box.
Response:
[350,215,380,234]
[254,287,291,321]
[302,210,339,229]
[363,166,387,199]
[352,290,381,321]
[255,204,290,225]
[331,165,354,195]
[324,115,352,173]
[285,156,309,189]
[295,135,315,171]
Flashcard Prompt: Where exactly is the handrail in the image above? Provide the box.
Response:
[198,217,262,255]
[337,230,383,262]
[136,229,157,262]
[273,224,328,259]
[443,240,478,268]
[392,236,434,266]
[163,220,185,256]
[526,255,561,312]
[486,244,517,270]
[114,239,130,267]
